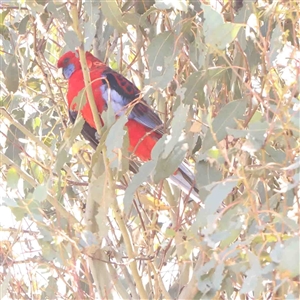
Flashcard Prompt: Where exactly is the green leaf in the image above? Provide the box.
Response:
[122,12,142,26]
[277,237,300,278]
[241,121,269,154]
[31,162,45,183]
[212,262,225,289]
[204,176,238,215]
[152,56,175,89]
[69,115,85,143]
[95,203,111,240]
[183,69,223,105]
[10,207,26,221]
[217,208,244,249]
[0,55,8,74]
[190,38,207,70]
[150,112,190,182]
[40,242,57,261]
[71,140,86,155]
[155,0,188,12]
[101,0,126,33]
[102,99,117,129]
[258,145,286,164]
[3,197,18,207]
[202,5,243,50]
[27,77,42,91]
[240,252,262,294]
[26,1,45,14]
[89,173,107,206]
[82,2,98,50]
[153,140,187,183]
[18,15,29,34]
[7,167,19,189]
[48,3,72,26]
[44,277,57,300]
[283,156,300,171]
[123,160,156,213]
[226,128,248,138]
[195,160,222,189]
[290,109,300,133]
[164,103,189,157]
[4,122,25,166]
[90,145,106,179]
[105,115,127,170]
[139,6,157,25]
[270,242,282,264]
[55,149,70,173]
[165,228,176,238]
[33,184,48,202]
[0,271,11,299]
[201,100,247,153]
[0,9,9,23]
[269,24,283,63]
[88,172,111,239]
[147,32,175,88]
[0,24,9,39]
[0,10,9,39]
[32,116,41,130]
[64,30,80,50]
[5,55,19,93]
[151,135,167,160]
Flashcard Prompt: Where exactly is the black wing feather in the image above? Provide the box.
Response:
[105,72,164,135]
[68,110,139,173]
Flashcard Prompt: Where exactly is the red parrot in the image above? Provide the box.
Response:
[57,51,198,201]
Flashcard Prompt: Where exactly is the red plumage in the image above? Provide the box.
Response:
[57,51,162,161]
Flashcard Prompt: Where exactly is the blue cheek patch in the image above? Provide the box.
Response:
[63,64,75,79]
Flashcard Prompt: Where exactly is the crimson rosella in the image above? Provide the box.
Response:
[57,51,199,201]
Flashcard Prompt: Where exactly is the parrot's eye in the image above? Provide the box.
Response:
[63,57,70,66]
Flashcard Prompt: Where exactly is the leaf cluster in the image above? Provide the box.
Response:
[1,0,299,299]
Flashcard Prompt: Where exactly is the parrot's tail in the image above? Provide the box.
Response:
[69,110,199,201]
[168,161,200,203]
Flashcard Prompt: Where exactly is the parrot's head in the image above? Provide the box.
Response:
[57,51,81,79]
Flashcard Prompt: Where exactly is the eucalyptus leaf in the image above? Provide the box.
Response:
[89,172,111,239]
[201,100,247,153]
[83,1,99,50]
[55,149,71,173]
[204,176,238,215]
[3,197,18,207]
[202,5,243,50]
[0,272,11,299]
[147,32,175,84]
[212,263,225,290]
[64,30,80,51]
[0,54,8,74]
[195,160,222,189]
[155,0,188,12]
[122,13,142,26]
[7,166,19,189]
[18,15,29,34]
[101,0,127,33]
[5,55,19,93]
[33,184,48,202]
[105,114,127,169]
[123,160,156,213]
[44,277,57,300]
[163,103,189,157]
[153,140,187,183]
[277,237,300,278]
[183,69,224,105]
